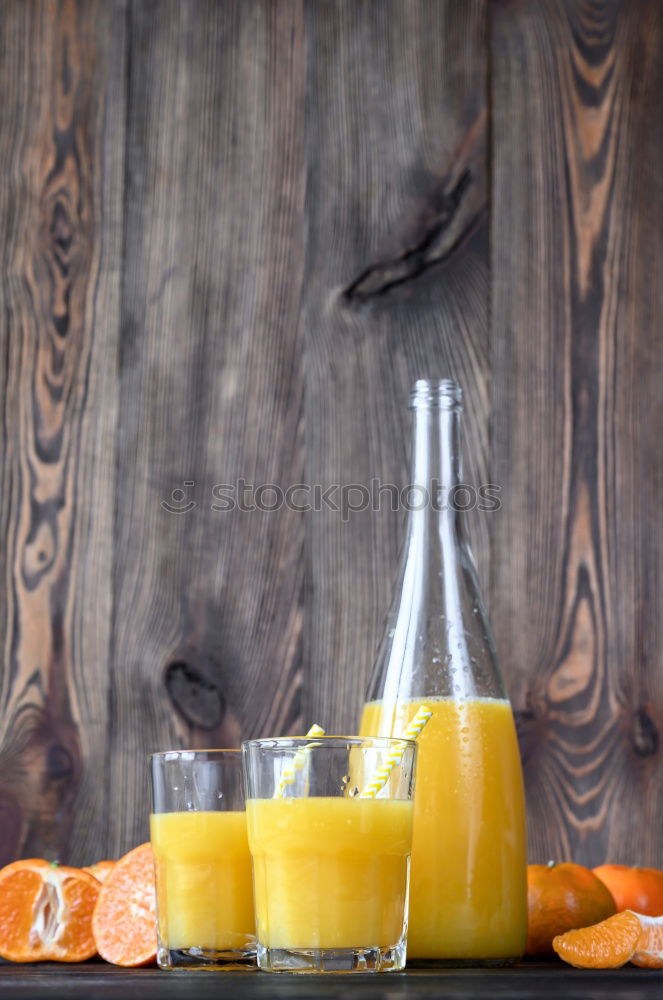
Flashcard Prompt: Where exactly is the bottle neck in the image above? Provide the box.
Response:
[409,403,464,535]
[364,380,505,707]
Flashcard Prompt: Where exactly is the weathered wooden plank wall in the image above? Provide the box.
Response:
[0,0,126,864]
[110,0,305,855]
[0,0,661,866]
[491,0,663,866]
[303,0,490,734]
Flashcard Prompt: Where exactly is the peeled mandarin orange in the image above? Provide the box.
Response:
[0,859,99,962]
[526,861,617,956]
[92,843,157,967]
[592,865,663,916]
[553,909,663,969]
[82,861,116,884]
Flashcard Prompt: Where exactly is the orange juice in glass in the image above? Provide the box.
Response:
[242,736,416,973]
[149,750,256,969]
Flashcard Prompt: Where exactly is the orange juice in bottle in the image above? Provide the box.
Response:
[360,380,527,963]
[360,697,526,960]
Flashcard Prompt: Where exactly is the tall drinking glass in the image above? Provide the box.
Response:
[149,750,256,969]
[242,735,416,973]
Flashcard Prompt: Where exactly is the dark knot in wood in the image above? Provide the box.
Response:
[343,170,475,301]
[46,743,75,780]
[164,661,225,730]
[342,108,486,303]
[630,707,659,758]
[51,201,74,260]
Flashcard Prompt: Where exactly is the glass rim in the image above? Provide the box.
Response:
[148,748,242,762]
[241,735,416,751]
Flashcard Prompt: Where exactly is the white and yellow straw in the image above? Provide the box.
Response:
[274,724,326,797]
[360,705,432,798]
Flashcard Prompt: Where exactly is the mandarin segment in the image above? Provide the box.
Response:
[553,910,642,969]
[631,913,663,968]
[0,859,99,962]
[92,843,157,967]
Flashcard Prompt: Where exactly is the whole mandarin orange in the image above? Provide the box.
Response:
[592,865,663,916]
[527,861,617,956]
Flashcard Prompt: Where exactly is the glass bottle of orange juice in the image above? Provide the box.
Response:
[359,379,527,965]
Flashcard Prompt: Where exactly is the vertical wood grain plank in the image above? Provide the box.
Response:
[0,0,125,862]
[303,0,490,733]
[111,0,305,853]
[491,0,663,864]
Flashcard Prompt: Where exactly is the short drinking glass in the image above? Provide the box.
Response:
[242,735,416,973]
[149,749,256,969]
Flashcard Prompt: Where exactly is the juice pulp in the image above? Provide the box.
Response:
[246,797,413,950]
[150,810,255,952]
[360,697,527,960]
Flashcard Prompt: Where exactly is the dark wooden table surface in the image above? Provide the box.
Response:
[0,963,661,1000]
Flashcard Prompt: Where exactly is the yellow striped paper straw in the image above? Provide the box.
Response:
[360,705,432,798]
[274,724,326,797]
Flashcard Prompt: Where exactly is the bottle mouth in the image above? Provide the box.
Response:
[410,379,463,410]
